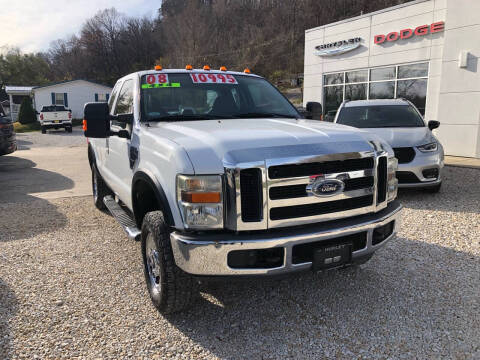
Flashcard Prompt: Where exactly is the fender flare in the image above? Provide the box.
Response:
[131,171,174,227]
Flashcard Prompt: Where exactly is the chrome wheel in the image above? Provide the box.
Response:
[145,233,162,297]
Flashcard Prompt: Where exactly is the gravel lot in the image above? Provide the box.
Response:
[0,154,479,358]
[15,126,85,150]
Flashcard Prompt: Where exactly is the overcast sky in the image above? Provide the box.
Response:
[0,0,159,53]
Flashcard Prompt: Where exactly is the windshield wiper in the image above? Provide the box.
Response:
[235,112,298,119]
[147,114,232,122]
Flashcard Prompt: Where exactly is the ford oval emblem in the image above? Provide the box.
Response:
[307,178,345,197]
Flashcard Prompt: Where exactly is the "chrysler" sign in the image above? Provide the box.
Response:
[314,37,362,57]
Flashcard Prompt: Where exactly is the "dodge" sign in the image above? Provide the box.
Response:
[374,21,444,44]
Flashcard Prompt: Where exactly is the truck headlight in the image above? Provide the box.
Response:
[176,175,223,229]
[387,157,398,201]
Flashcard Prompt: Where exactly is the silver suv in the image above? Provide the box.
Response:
[334,99,444,193]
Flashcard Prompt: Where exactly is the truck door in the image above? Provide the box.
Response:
[104,79,135,204]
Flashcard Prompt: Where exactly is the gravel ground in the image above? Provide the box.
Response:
[16,127,85,150]
[0,166,479,359]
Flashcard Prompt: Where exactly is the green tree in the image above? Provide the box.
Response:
[17,97,36,124]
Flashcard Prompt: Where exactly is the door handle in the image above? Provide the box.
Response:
[129,146,138,169]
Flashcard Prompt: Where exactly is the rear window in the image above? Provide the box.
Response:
[336,105,425,128]
[42,105,67,112]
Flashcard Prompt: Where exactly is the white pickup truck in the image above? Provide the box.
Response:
[84,67,402,314]
[38,105,72,133]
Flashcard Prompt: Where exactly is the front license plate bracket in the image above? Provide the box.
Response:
[312,242,352,272]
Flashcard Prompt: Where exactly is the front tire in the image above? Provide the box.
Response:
[41,126,46,134]
[91,162,111,210]
[141,211,196,314]
[66,126,72,133]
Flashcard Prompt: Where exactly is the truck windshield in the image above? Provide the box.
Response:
[42,106,67,112]
[140,73,299,121]
[336,105,425,128]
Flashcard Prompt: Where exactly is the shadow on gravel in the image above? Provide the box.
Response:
[165,237,479,358]
[397,166,480,214]
[0,279,17,360]
[0,155,70,242]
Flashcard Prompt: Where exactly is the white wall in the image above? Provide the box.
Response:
[33,80,112,119]
[304,0,480,158]
[434,0,480,158]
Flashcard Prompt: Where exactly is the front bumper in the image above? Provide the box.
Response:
[170,200,402,276]
[397,149,444,188]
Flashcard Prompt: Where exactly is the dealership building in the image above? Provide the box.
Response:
[303,0,480,158]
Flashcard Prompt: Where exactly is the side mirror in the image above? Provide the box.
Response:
[306,102,323,120]
[84,102,110,138]
[428,120,440,130]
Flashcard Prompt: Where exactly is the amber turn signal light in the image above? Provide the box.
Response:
[82,119,87,131]
[181,192,221,203]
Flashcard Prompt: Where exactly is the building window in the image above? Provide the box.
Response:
[369,81,395,99]
[323,62,429,116]
[55,93,64,105]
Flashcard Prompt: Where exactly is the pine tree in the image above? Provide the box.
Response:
[17,97,37,124]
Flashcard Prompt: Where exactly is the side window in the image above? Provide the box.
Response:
[108,83,121,113]
[114,80,134,115]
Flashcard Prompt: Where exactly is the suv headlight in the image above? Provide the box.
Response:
[176,175,223,229]
[417,142,438,152]
[387,157,398,201]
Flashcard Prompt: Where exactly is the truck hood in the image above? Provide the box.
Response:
[148,118,386,174]
[362,127,434,148]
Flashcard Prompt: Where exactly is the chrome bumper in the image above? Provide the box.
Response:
[170,201,402,276]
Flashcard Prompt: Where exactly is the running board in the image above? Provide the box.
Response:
[103,195,141,241]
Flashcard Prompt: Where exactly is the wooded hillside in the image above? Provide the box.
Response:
[1,0,413,89]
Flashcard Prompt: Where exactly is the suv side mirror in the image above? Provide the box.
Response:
[428,120,440,130]
[306,102,323,120]
[84,102,110,138]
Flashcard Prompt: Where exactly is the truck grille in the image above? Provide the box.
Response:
[268,157,374,179]
[240,168,263,222]
[270,195,374,220]
[269,176,374,200]
[232,153,388,230]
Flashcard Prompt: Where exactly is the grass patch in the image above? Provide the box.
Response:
[13,122,41,133]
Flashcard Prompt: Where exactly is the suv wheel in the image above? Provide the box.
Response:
[141,211,196,314]
[91,162,111,210]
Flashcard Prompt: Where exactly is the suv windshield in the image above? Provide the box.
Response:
[337,105,425,128]
[140,73,299,121]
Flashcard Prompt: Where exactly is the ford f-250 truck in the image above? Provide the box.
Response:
[83,66,401,314]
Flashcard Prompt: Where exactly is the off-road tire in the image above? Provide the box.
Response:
[91,162,111,210]
[141,211,196,314]
[41,126,46,134]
